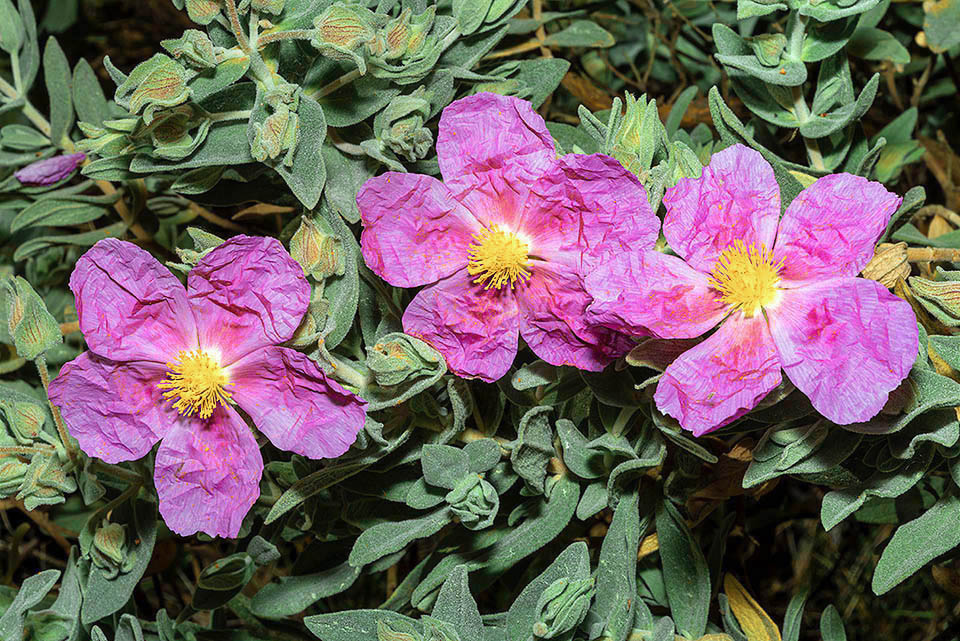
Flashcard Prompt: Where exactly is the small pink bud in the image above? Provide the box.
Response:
[14,152,86,185]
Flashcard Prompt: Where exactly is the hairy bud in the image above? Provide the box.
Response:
[161,29,218,69]
[2,277,62,361]
[290,215,343,280]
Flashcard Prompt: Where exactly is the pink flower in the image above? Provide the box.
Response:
[357,93,658,382]
[15,152,86,185]
[585,144,919,435]
[48,236,367,538]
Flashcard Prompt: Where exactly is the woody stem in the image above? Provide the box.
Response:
[907,247,960,262]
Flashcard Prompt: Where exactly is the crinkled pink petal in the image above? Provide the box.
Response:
[522,153,659,273]
[585,250,727,339]
[662,144,780,272]
[402,269,519,383]
[71,238,197,363]
[358,172,479,287]
[766,277,918,424]
[229,346,367,459]
[48,352,175,463]
[436,92,555,183]
[517,261,633,371]
[446,166,535,231]
[154,405,262,538]
[773,173,902,282]
[655,313,782,436]
[188,235,309,365]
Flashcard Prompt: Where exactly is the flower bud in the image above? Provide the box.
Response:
[137,104,212,161]
[116,54,192,121]
[373,88,433,161]
[77,121,133,157]
[612,92,661,177]
[367,333,443,388]
[311,4,376,74]
[91,520,136,579]
[532,577,595,639]
[250,107,299,166]
[290,215,343,280]
[0,400,46,445]
[161,29,218,69]
[403,7,436,58]
[2,277,62,361]
[14,153,86,186]
[185,0,222,25]
[445,475,498,530]
[0,458,28,496]
[370,7,435,60]
[16,454,77,510]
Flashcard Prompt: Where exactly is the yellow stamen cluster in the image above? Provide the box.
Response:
[467,226,531,290]
[158,349,232,419]
[708,240,783,316]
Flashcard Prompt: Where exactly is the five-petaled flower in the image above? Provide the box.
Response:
[357,92,659,382]
[48,236,367,538]
[585,144,919,435]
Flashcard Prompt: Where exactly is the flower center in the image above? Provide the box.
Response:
[157,349,232,419]
[467,225,531,290]
[707,240,783,317]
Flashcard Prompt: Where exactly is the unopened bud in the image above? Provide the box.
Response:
[311,4,376,73]
[445,474,498,530]
[371,7,436,60]
[94,522,127,565]
[532,577,595,638]
[290,216,343,280]
[250,107,298,166]
[90,519,136,578]
[367,333,443,388]
[17,454,76,510]
[0,401,46,444]
[0,458,28,495]
[161,29,218,69]
[139,104,212,161]
[611,92,661,177]
[116,54,191,121]
[2,277,62,360]
[14,153,86,186]
[184,0,222,25]
[374,87,433,161]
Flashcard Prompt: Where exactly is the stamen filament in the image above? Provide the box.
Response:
[467,225,532,290]
[708,240,783,316]
[158,349,232,419]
